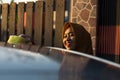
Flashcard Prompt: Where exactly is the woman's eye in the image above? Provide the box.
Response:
[63,35,67,38]
[70,33,74,36]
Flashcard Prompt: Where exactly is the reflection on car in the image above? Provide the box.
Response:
[0,46,120,80]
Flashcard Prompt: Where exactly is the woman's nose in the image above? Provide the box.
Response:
[66,35,71,40]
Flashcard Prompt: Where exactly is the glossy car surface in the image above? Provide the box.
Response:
[0,46,120,80]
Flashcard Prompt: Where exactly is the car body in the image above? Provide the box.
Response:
[0,46,120,80]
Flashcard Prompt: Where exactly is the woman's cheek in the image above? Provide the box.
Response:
[63,39,66,46]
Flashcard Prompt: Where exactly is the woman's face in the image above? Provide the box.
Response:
[63,27,76,50]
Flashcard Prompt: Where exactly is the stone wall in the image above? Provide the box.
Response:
[70,0,97,55]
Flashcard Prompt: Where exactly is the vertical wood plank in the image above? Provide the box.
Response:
[34,1,44,45]
[54,0,65,47]
[0,4,1,16]
[26,2,34,38]
[17,2,25,35]
[0,4,1,38]
[1,4,9,41]
[9,2,16,35]
[44,0,54,46]
[0,4,1,22]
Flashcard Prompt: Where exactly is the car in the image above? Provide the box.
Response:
[0,46,120,80]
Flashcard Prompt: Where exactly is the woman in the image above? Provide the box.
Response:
[62,22,93,55]
[59,22,93,80]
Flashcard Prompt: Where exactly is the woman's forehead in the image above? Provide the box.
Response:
[64,27,74,34]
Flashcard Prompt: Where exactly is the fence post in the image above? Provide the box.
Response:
[54,0,65,47]
[44,0,54,46]
[34,1,44,46]
[26,2,34,38]
[9,2,16,35]
[17,2,25,35]
[1,4,9,41]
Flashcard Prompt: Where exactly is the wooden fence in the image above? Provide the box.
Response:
[0,0,69,47]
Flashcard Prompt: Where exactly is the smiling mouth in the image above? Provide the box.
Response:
[66,41,71,47]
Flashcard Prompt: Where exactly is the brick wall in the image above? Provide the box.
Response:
[70,0,98,55]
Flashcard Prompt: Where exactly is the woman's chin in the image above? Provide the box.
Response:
[66,47,72,50]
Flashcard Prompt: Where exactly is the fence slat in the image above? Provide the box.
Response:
[0,4,1,24]
[0,4,1,39]
[34,1,44,45]
[9,3,16,35]
[54,0,65,47]
[17,2,25,35]
[26,2,34,38]
[0,4,1,15]
[1,4,9,41]
[44,0,54,46]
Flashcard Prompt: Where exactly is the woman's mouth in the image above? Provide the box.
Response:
[66,41,71,47]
